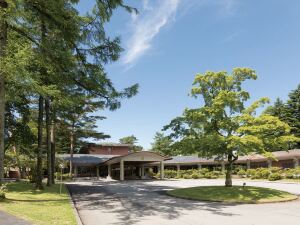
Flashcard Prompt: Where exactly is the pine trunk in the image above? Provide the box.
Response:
[50,110,56,184]
[36,96,44,190]
[0,0,8,184]
[69,131,74,177]
[45,98,52,186]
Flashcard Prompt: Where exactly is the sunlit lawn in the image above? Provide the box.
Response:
[168,186,298,203]
[0,181,76,225]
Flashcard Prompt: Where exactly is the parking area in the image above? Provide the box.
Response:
[67,179,300,225]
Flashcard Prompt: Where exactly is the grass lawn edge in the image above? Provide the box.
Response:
[65,183,83,225]
[166,186,299,204]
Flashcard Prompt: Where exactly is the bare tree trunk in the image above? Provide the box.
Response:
[0,0,8,184]
[50,110,56,184]
[69,130,74,177]
[36,96,44,190]
[45,98,52,186]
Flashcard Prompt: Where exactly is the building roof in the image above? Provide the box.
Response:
[91,142,132,147]
[102,151,170,165]
[58,154,117,166]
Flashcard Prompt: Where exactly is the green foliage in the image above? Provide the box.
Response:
[265,85,300,148]
[119,135,143,152]
[151,132,174,156]
[237,169,246,177]
[268,173,282,181]
[164,68,299,186]
[0,184,7,200]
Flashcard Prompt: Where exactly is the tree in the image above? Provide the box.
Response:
[264,98,286,120]
[119,135,143,152]
[151,132,174,156]
[0,0,139,187]
[284,85,300,148]
[264,86,300,148]
[164,68,299,187]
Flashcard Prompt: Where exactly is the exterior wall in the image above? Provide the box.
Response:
[272,159,295,168]
[87,145,130,155]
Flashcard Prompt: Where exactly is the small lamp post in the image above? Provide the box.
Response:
[59,163,64,194]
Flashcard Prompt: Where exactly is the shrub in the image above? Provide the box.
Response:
[163,170,177,179]
[183,174,192,179]
[237,169,246,177]
[260,168,270,179]
[270,167,282,173]
[191,172,200,179]
[251,171,263,179]
[268,173,282,181]
[204,172,218,179]
[0,184,7,200]
[246,169,256,177]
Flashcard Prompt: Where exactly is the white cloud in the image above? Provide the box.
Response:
[122,0,181,66]
[122,0,238,67]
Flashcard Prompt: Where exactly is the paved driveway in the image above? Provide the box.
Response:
[67,179,300,225]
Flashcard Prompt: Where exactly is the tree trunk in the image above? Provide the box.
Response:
[0,0,8,184]
[36,96,44,190]
[50,110,56,184]
[69,130,74,177]
[45,98,52,186]
[225,153,233,187]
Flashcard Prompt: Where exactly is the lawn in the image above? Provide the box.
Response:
[0,181,77,225]
[167,185,298,203]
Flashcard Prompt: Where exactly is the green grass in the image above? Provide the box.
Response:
[0,181,77,225]
[167,186,298,203]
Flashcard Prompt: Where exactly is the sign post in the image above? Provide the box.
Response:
[59,163,64,194]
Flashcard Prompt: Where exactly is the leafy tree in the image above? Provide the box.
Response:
[164,68,299,187]
[151,132,174,156]
[264,98,286,120]
[119,135,143,152]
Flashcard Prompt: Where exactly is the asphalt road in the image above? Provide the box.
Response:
[0,211,32,225]
[67,179,300,225]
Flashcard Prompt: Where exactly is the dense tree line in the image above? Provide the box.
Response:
[0,0,138,189]
[264,85,300,148]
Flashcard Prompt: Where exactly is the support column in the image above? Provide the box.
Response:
[267,159,272,169]
[160,161,164,179]
[246,160,251,170]
[96,165,99,179]
[107,164,111,178]
[74,166,78,177]
[221,161,225,173]
[294,158,299,168]
[177,164,180,177]
[120,160,124,181]
[198,164,202,170]
[141,164,145,179]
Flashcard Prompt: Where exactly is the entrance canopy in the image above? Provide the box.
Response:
[101,151,170,180]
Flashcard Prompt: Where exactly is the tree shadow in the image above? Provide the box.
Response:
[67,180,240,225]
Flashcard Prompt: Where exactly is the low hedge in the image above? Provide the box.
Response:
[235,167,300,181]
[154,169,222,179]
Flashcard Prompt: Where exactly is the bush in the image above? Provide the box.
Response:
[260,168,270,179]
[246,169,256,177]
[0,184,7,200]
[191,173,200,179]
[237,169,246,177]
[268,173,282,181]
[204,172,218,179]
[183,174,192,179]
[55,172,72,181]
[164,170,178,179]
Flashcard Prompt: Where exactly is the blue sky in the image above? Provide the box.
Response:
[78,0,300,149]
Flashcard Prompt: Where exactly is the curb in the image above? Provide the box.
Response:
[65,184,83,225]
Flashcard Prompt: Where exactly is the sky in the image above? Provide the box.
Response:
[77,0,300,149]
